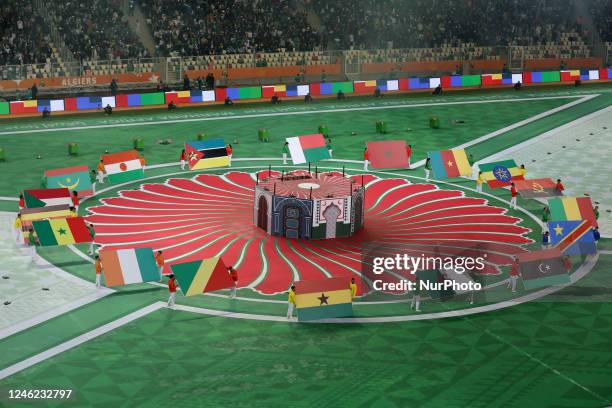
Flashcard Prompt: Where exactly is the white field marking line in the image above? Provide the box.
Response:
[410,94,598,168]
[0,197,19,201]
[0,302,164,380]
[598,250,612,255]
[0,95,588,136]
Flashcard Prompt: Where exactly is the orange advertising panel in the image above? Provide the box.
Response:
[0,72,161,90]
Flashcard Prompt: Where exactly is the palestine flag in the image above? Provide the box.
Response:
[170,257,233,296]
[478,159,524,188]
[518,248,569,290]
[286,134,330,164]
[548,197,598,227]
[295,277,353,321]
[548,220,596,256]
[102,150,144,184]
[185,139,230,170]
[23,188,72,208]
[44,165,93,197]
[32,217,92,246]
[100,248,159,286]
[367,140,408,169]
[427,149,472,179]
[514,178,563,199]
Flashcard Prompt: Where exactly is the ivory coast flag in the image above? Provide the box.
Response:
[102,150,144,184]
[295,277,353,321]
[170,257,233,296]
[286,134,330,164]
[32,217,92,246]
[100,247,159,286]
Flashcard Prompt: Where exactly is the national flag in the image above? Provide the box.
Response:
[367,140,408,168]
[185,139,230,170]
[170,256,233,296]
[20,205,72,223]
[560,70,580,81]
[514,178,563,198]
[23,188,72,208]
[427,149,472,179]
[481,73,503,86]
[44,165,93,197]
[32,217,92,246]
[518,248,569,290]
[262,84,287,98]
[102,150,144,184]
[286,134,330,164]
[548,197,598,227]
[100,247,159,287]
[294,277,353,321]
[548,220,596,256]
[353,80,377,94]
[478,159,524,188]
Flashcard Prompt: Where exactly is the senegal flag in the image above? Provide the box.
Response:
[102,150,144,184]
[427,149,471,179]
[45,165,93,197]
[478,159,524,188]
[287,134,330,164]
[170,257,233,296]
[295,277,353,322]
[548,197,597,227]
[32,217,92,246]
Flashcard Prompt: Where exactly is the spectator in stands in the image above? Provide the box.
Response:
[374,88,383,98]
[42,107,50,120]
[271,93,280,104]
[337,90,345,100]
[110,79,118,96]
[514,81,522,91]
[104,104,113,115]
[183,74,190,91]
[206,73,215,90]
[320,70,327,83]
[224,96,233,106]
[304,93,312,103]
[432,84,442,95]
[30,83,38,100]
[168,101,176,111]
[197,77,204,90]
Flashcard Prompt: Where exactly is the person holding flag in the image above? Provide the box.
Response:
[27,228,37,261]
[592,227,600,250]
[326,138,333,158]
[287,285,296,319]
[155,250,165,282]
[13,214,22,244]
[410,276,422,312]
[71,191,80,211]
[350,278,357,299]
[508,257,520,293]
[476,171,484,193]
[542,231,550,249]
[363,147,369,171]
[510,182,517,209]
[180,149,186,170]
[555,179,564,194]
[228,266,238,298]
[563,255,572,274]
[94,255,103,288]
[167,274,179,307]
[18,194,24,210]
[226,144,233,165]
[593,205,600,221]
[97,160,105,184]
[406,144,412,168]
[542,205,551,223]
[282,142,289,165]
[87,223,96,255]
[519,164,526,178]
[139,154,146,173]
[424,157,432,181]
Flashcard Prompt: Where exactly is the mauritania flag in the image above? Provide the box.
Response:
[23,188,72,208]
[548,196,598,227]
[427,149,471,179]
[518,247,568,290]
[32,217,92,246]
[514,178,562,199]
[102,150,144,184]
[295,277,353,322]
[286,134,330,164]
[478,159,524,188]
[171,257,233,296]
[548,220,596,256]
[185,139,230,170]
[20,205,72,223]
[367,140,408,169]
[45,165,93,197]
[100,247,159,287]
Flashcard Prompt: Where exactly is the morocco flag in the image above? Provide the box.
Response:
[367,140,408,169]
[102,150,144,184]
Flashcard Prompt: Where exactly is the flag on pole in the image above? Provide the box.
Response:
[185,139,230,170]
[514,178,563,198]
[367,140,408,168]
[44,165,93,197]
[427,149,472,179]
[518,248,568,290]
[478,160,524,188]
[286,134,330,164]
[295,277,353,321]
[23,188,72,208]
[548,220,596,256]
[102,150,144,184]
[100,248,159,286]
[32,217,92,246]
[170,257,233,296]
[548,197,598,227]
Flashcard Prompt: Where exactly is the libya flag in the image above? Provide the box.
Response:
[32,217,92,246]
[102,150,144,184]
[286,134,330,164]
[45,165,93,197]
[518,248,569,290]
[170,257,233,296]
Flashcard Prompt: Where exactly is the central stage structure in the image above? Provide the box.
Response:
[254,171,365,239]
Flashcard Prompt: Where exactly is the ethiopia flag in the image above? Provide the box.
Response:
[478,159,524,188]
[367,140,408,169]
[185,139,230,170]
[100,247,159,287]
[170,257,233,296]
[295,277,353,322]
[428,149,471,179]
[514,178,562,199]
[44,165,93,197]
[286,134,330,164]
[548,197,597,227]
[23,188,72,208]
[102,150,144,184]
[32,217,92,246]
[518,248,568,290]
[548,220,596,256]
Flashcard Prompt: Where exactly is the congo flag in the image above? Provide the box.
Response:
[427,149,472,179]
[478,159,524,188]
[170,257,233,296]
[32,217,92,246]
[45,165,93,197]
[548,197,598,227]
[295,277,353,322]
[548,220,596,256]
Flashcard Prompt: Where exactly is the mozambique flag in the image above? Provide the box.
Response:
[295,277,353,322]
[518,248,569,290]
[32,217,92,246]
[548,220,596,256]
[478,159,524,188]
[44,165,93,197]
[367,140,408,169]
[170,257,233,296]
[428,149,471,179]
[102,150,144,184]
[286,134,330,164]
[548,197,597,227]
[100,248,159,286]
[23,188,72,208]
[185,139,230,170]
[514,178,563,198]
[20,205,72,223]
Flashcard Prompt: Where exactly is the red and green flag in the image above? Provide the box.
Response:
[478,159,524,188]
[32,217,92,246]
[170,257,233,296]
[286,134,330,164]
[548,197,597,227]
[295,277,353,322]
[44,165,93,197]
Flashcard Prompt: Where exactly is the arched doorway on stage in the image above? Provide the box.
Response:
[257,196,268,231]
[323,204,341,239]
[284,206,301,239]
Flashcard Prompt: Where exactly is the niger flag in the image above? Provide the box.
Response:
[32,217,92,246]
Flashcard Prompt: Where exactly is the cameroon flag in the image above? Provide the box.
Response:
[32,217,92,246]
[428,149,471,179]
[478,159,524,188]
[170,257,233,296]
[295,277,353,322]
[548,197,597,227]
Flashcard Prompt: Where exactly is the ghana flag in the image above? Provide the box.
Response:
[478,159,524,188]
[518,247,568,290]
[427,149,471,179]
[514,178,562,199]
[100,248,159,287]
[102,150,144,184]
[170,257,233,296]
[295,277,353,321]
[32,217,92,246]
[548,197,597,227]
[287,134,330,164]
[44,165,93,197]
[185,139,230,170]
[548,220,596,256]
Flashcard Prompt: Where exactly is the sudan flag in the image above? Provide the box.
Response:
[428,149,471,179]
[100,248,159,286]
[286,134,330,164]
[32,217,92,246]
[102,150,144,184]
[170,257,233,296]
[45,165,93,197]
[548,197,598,227]
[23,188,72,208]
[514,178,562,198]
[518,248,568,290]
[367,140,408,169]
[478,159,524,188]
[295,277,353,321]
[548,220,596,256]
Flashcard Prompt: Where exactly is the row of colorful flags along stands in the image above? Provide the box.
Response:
[3,68,611,115]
